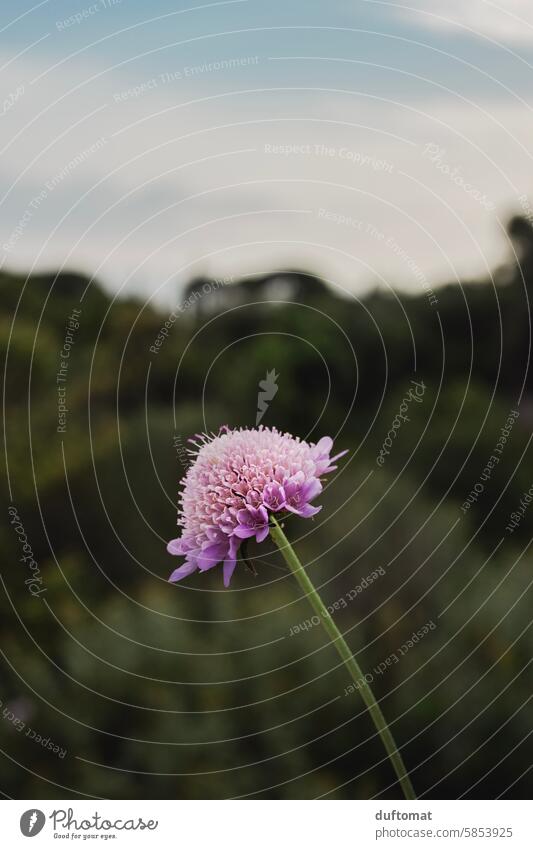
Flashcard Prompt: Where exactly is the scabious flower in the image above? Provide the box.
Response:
[166,425,415,798]
[167,426,346,587]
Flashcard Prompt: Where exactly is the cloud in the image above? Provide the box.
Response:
[0,47,529,305]
[390,0,533,47]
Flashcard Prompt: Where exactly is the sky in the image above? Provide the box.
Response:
[1,0,533,304]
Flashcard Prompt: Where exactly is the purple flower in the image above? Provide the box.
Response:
[234,505,270,543]
[221,535,240,588]
[167,426,346,586]
[263,482,286,511]
[311,436,349,474]
[284,474,323,517]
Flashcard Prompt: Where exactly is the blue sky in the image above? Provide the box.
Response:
[1,0,533,303]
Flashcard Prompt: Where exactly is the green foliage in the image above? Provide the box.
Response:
[2,224,533,798]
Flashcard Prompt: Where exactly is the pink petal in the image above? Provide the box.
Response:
[168,561,198,583]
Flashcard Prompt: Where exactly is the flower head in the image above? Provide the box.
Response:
[167,426,347,587]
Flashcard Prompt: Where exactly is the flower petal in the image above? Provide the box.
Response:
[301,477,322,503]
[168,561,198,583]
[233,524,258,539]
[223,559,237,587]
[167,538,183,555]
[313,436,333,455]
[256,524,270,543]
[197,541,229,571]
[223,536,240,587]
[286,503,322,518]
[330,449,349,463]
[298,503,322,518]
[167,537,193,556]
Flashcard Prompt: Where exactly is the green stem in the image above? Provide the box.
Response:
[270,516,416,800]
